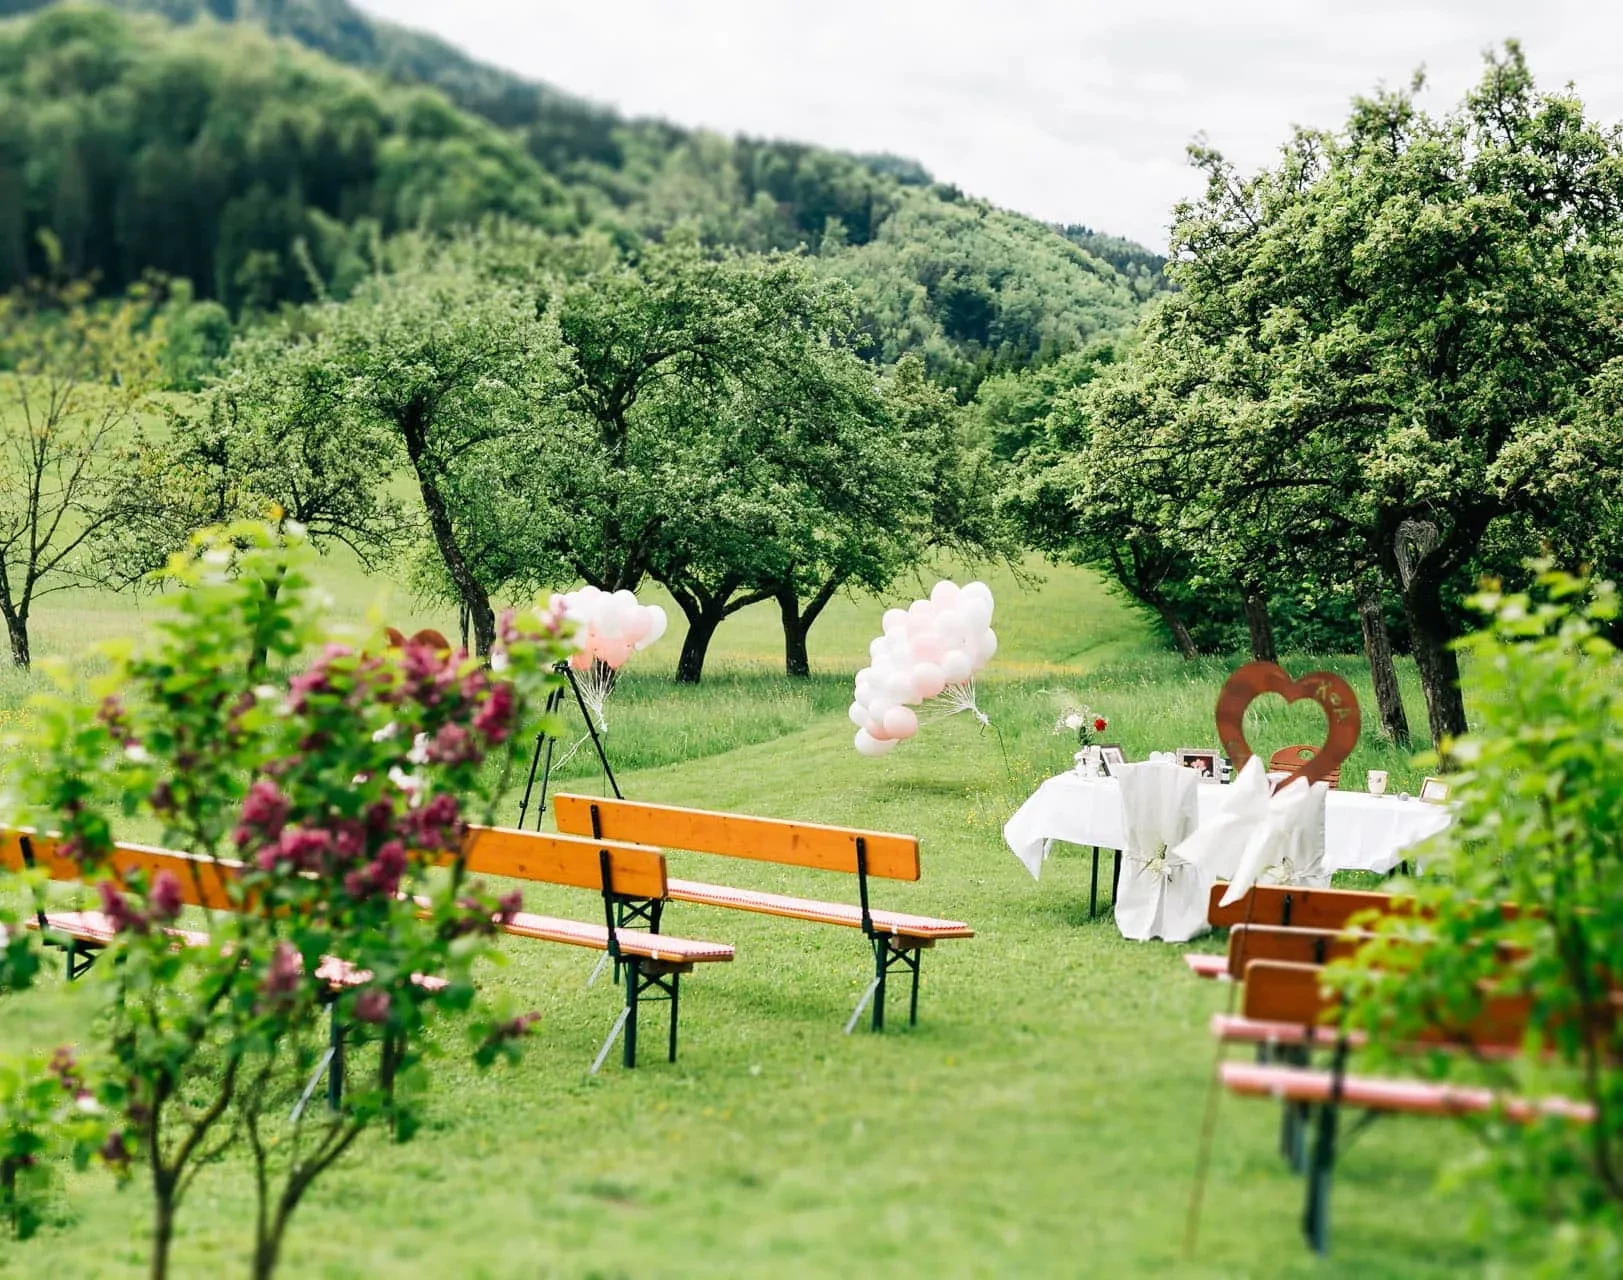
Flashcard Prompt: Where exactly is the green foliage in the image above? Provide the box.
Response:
[4,519,571,1276]
[827,194,1145,396]
[0,1047,122,1239]
[0,278,168,667]
[0,5,573,308]
[1018,45,1623,721]
[1332,570,1623,1274]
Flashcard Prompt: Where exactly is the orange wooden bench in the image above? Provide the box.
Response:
[3,825,735,1072]
[553,794,972,1033]
[457,824,734,1069]
[1184,924,1377,981]
[1213,956,1600,1253]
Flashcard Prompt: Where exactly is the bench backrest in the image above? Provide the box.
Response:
[1,829,242,910]
[1225,924,1374,976]
[2,826,668,906]
[1207,882,1406,931]
[1238,958,1608,1053]
[459,825,667,899]
[552,795,921,881]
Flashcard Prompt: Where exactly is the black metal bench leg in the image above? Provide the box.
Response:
[871,939,888,1033]
[909,952,921,1026]
[667,974,680,1063]
[623,959,641,1069]
[1303,1096,1338,1253]
[327,1010,345,1111]
[1089,847,1100,919]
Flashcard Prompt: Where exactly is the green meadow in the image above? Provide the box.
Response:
[0,555,1519,1278]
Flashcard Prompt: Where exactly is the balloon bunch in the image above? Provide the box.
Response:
[850,579,996,757]
[548,587,668,747]
[553,586,669,673]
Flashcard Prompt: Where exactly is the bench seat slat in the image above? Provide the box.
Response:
[503,910,734,964]
[32,911,449,993]
[1218,1061,1594,1124]
[664,878,973,939]
[1184,953,1229,980]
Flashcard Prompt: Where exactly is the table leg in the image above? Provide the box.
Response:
[1089,847,1100,919]
[1111,851,1121,905]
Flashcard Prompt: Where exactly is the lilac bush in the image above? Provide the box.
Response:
[7,520,569,1278]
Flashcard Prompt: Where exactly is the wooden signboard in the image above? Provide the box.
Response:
[1214,661,1360,788]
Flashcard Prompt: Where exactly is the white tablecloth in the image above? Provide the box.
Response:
[1003,772,1452,880]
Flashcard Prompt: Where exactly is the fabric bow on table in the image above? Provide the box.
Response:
[1173,756,1329,907]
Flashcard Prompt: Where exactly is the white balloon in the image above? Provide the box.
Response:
[855,729,896,758]
[639,605,668,649]
[882,705,919,740]
[882,669,916,703]
[907,598,936,624]
[869,637,888,663]
[930,580,961,608]
[958,596,993,634]
[867,695,898,720]
[848,702,867,728]
[881,608,908,636]
[942,649,973,685]
[912,661,947,700]
[973,628,998,667]
[961,580,994,608]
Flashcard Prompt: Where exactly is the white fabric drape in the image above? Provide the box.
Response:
[1112,761,1207,942]
[1172,757,1330,908]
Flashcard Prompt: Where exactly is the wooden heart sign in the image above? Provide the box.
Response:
[1214,661,1360,786]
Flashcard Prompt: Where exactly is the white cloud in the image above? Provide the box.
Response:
[355,0,1621,250]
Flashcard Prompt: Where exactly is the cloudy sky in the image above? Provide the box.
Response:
[356,0,1615,250]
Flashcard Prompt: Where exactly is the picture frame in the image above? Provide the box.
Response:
[1098,744,1126,775]
[1419,776,1450,804]
[1176,747,1220,779]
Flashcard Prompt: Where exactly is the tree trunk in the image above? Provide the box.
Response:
[151,1195,176,1280]
[1402,579,1468,749]
[675,609,722,685]
[1151,599,1198,660]
[1242,589,1276,664]
[401,408,495,656]
[2,608,29,670]
[1357,583,1409,746]
[777,588,810,678]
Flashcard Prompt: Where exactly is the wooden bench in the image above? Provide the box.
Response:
[553,794,972,1033]
[1184,924,1377,981]
[457,824,735,1069]
[1213,956,1602,1253]
[2,825,735,1071]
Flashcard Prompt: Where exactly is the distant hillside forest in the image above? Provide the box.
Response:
[0,0,1165,392]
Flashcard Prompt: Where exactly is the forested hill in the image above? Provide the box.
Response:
[0,2,1157,390]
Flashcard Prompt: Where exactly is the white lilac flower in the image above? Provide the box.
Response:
[407,733,431,766]
[371,721,400,743]
[124,744,152,764]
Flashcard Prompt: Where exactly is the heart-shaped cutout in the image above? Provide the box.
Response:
[1214,661,1360,787]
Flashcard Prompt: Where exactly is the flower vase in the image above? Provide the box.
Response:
[1074,745,1102,777]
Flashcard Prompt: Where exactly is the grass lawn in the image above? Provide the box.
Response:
[0,556,1523,1277]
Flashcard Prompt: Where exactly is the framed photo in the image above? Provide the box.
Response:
[1098,744,1126,775]
[1176,747,1220,778]
[1419,776,1450,803]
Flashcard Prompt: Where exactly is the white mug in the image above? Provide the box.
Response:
[1367,769,1388,797]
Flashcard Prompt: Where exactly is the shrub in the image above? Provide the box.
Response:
[1332,568,1623,1274]
[6,519,569,1278]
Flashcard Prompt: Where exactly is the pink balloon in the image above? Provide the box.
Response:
[912,662,947,700]
[568,650,593,672]
[912,632,947,663]
[865,717,893,741]
[597,638,633,669]
[882,706,918,740]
